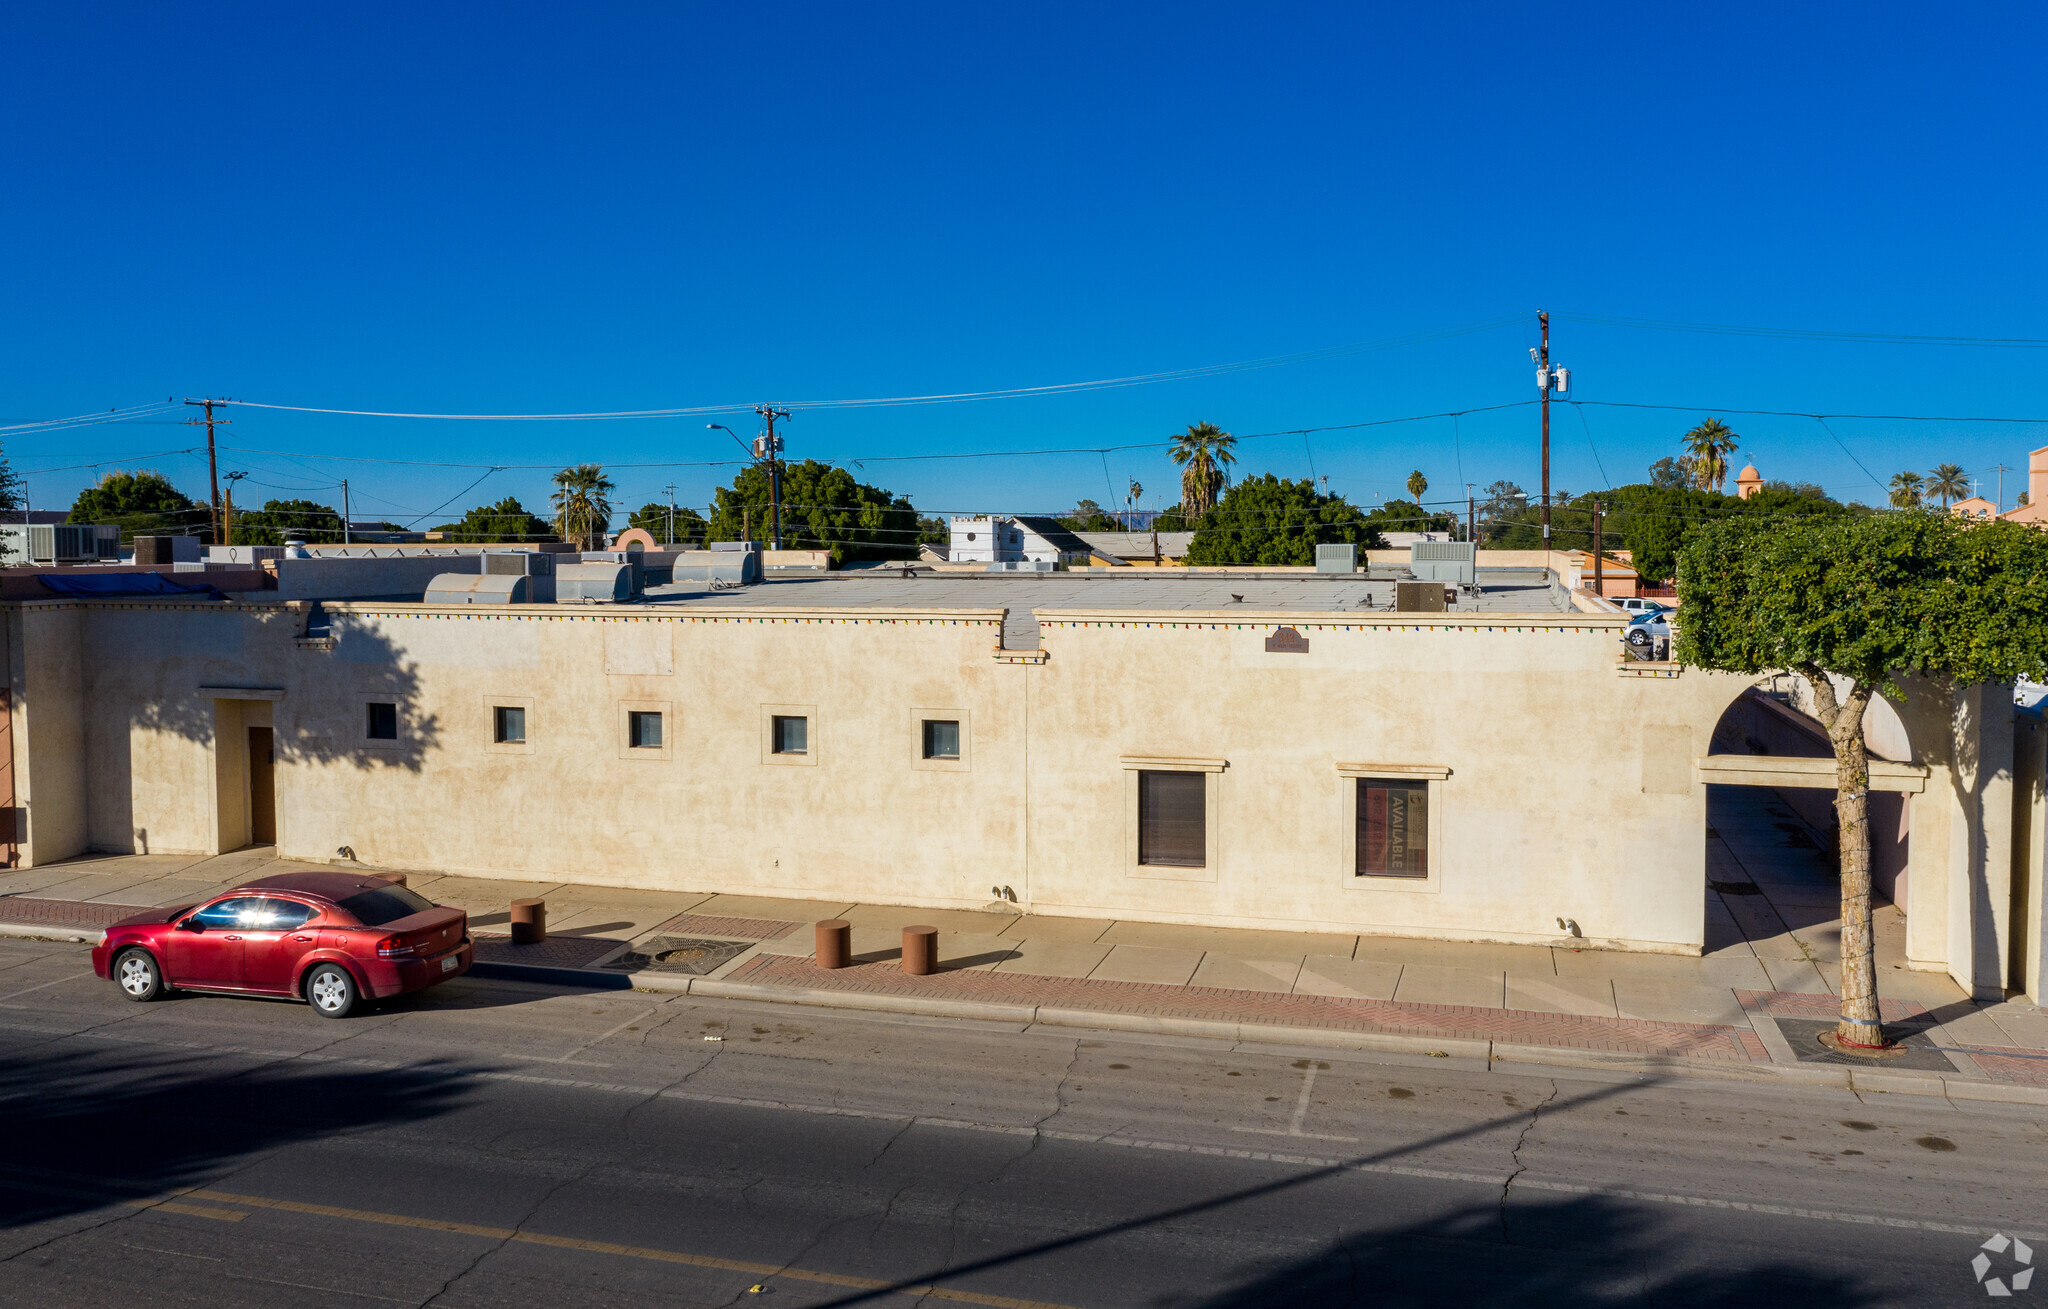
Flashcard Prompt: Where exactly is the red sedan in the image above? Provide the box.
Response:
[91,872,473,1018]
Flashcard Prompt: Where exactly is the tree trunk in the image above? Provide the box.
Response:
[1803,666,1884,1047]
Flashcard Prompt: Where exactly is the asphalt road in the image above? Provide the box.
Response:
[0,937,2042,1308]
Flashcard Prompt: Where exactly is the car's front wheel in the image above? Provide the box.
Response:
[1627,629,1651,647]
[305,964,360,1019]
[113,948,166,1002]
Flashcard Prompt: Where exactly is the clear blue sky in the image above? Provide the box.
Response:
[7,2,2047,528]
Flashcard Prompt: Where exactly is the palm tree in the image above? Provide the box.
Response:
[1406,470,1428,501]
[551,463,616,548]
[1927,463,1970,508]
[1888,470,1925,510]
[1167,422,1237,519]
[1681,418,1741,492]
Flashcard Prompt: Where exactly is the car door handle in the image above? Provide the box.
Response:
[292,935,313,942]
[224,934,243,941]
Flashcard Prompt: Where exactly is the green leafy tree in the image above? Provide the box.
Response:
[231,498,346,546]
[1058,500,1118,532]
[432,496,553,543]
[1362,498,1455,539]
[1405,470,1428,501]
[1681,418,1741,492]
[626,501,706,546]
[917,515,950,546]
[1168,422,1237,519]
[68,470,204,542]
[1927,463,1970,508]
[1677,513,2048,1048]
[1183,474,1379,565]
[1888,471,1925,509]
[1647,457,1690,490]
[551,465,615,549]
[705,460,920,563]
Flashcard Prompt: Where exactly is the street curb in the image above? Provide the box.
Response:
[468,961,633,990]
[0,923,99,944]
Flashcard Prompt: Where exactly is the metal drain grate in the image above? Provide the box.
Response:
[605,935,753,975]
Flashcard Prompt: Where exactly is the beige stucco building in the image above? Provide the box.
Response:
[6,566,2043,1002]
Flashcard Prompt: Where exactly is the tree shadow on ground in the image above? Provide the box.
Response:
[0,1043,479,1230]
[1175,1194,1882,1308]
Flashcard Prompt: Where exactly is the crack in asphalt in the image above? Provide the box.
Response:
[1496,1081,1560,1243]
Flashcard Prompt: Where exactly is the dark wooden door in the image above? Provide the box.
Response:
[248,726,276,844]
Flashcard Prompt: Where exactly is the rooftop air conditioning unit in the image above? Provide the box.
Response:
[1409,540,1476,587]
[1315,543,1357,573]
[987,560,1056,573]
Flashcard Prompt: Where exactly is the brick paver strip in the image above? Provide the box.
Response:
[727,955,1769,1061]
[473,934,628,969]
[652,914,799,942]
[1735,989,1930,1022]
[1960,1049,2048,1087]
[0,897,135,929]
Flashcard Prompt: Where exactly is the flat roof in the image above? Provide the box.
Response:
[644,569,1569,648]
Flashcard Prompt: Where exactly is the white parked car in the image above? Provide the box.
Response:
[1613,597,1669,616]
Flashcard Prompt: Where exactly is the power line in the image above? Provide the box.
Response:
[1557,311,2048,349]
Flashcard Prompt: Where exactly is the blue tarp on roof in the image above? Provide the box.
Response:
[37,573,226,601]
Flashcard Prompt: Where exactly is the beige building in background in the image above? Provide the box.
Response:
[5,571,2043,1002]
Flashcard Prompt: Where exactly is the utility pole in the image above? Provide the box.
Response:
[341,479,351,545]
[1530,315,1569,554]
[754,405,791,551]
[222,470,248,549]
[1591,500,1604,597]
[1996,464,2012,512]
[663,482,678,547]
[183,398,231,543]
[1466,484,1476,544]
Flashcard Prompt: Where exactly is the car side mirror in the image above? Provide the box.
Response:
[179,918,204,932]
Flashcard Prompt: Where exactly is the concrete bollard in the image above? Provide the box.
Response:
[509,898,547,945]
[901,925,938,976]
[815,919,851,969]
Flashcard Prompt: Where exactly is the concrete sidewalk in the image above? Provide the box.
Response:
[6,787,2045,1095]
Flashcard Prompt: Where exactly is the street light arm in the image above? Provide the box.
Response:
[706,423,756,458]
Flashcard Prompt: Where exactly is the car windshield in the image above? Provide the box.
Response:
[335,886,436,926]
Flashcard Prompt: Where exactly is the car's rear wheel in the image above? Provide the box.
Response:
[305,964,360,1019]
[113,948,166,1002]
[1627,629,1651,647]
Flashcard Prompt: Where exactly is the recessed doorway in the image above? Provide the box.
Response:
[248,725,276,845]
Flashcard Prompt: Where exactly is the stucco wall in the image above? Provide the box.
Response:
[23,596,1807,954]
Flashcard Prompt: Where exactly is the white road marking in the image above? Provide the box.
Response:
[1232,1061,1359,1142]
[0,969,98,1005]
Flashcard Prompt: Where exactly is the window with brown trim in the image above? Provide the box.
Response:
[1138,770,1206,867]
[1356,779,1428,877]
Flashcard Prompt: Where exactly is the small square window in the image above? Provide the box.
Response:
[921,719,960,760]
[493,705,526,744]
[365,702,397,740]
[628,711,663,750]
[1357,779,1428,878]
[772,715,808,755]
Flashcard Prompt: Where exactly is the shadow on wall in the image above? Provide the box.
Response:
[0,1042,478,1231]
[121,607,441,774]
[1178,1195,1881,1307]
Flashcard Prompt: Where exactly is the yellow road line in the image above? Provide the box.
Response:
[150,1201,247,1222]
[183,1188,1074,1309]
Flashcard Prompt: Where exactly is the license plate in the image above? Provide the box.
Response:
[440,956,458,973]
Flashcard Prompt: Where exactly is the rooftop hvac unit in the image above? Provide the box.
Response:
[3,523,119,565]
[670,550,762,585]
[987,560,1056,572]
[132,535,201,565]
[1315,543,1357,573]
[556,562,634,603]
[1409,540,1476,586]
[483,551,554,577]
[425,574,531,605]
